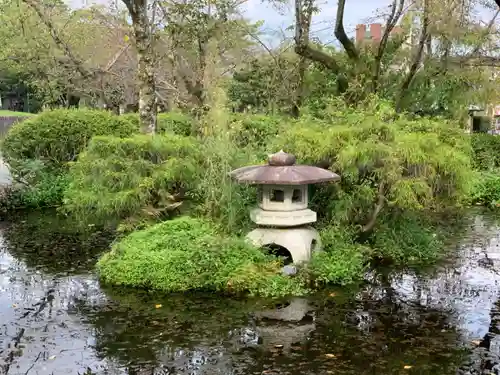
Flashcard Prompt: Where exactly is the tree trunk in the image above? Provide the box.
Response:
[123,0,157,134]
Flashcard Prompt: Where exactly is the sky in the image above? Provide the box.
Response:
[68,0,393,39]
[67,0,498,47]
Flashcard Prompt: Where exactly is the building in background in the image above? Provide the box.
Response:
[355,23,405,45]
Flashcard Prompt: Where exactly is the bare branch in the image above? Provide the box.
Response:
[294,0,341,72]
[396,0,429,112]
[362,182,386,233]
[372,0,405,92]
[21,0,91,79]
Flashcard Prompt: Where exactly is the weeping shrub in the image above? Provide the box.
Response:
[63,133,201,230]
[372,211,445,264]
[273,99,473,231]
[96,216,308,297]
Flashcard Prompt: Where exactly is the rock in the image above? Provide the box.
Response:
[281,265,297,276]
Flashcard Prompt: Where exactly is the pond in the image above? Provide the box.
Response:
[1,210,500,375]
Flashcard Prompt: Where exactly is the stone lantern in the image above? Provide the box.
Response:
[230,150,340,265]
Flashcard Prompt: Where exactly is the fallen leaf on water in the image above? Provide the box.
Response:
[329,292,337,297]
[403,365,412,370]
[325,353,336,358]
[48,355,56,360]
[274,344,284,349]
[471,340,481,346]
[155,304,162,309]
[12,304,17,308]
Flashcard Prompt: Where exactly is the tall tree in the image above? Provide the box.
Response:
[121,0,156,134]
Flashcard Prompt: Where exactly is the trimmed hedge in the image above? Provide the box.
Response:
[2,109,137,175]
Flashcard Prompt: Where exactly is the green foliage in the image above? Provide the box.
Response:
[121,112,195,137]
[309,226,368,285]
[4,173,68,211]
[63,134,200,229]
[468,171,500,208]
[273,98,473,229]
[227,55,302,114]
[189,90,267,235]
[229,113,283,147]
[2,109,137,180]
[0,158,68,212]
[97,216,308,297]
[372,212,445,264]
[470,133,500,170]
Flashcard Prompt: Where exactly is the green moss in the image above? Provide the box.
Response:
[96,217,308,297]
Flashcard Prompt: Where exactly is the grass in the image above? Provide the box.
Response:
[0,110,35,117]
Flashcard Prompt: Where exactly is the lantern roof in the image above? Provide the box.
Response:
[229,150,340,185]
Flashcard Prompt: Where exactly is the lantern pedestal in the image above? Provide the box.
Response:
[246,226,321,264]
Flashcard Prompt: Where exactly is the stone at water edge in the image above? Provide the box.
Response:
[282,265,297,276]
[0,158,12,185]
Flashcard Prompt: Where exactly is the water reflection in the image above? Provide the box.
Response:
[0,210,499,374]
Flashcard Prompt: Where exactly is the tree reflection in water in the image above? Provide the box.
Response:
[2,209,500,374]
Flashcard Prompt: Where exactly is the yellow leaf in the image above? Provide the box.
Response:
[325,353,336,358]
[155,304,162,309]
[48,355,56,360]
[329,292,337,297]
[403,365,412,369]
[124,35,130,42]
[471,340,481,346]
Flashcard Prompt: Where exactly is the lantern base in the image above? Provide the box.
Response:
[250,208,317,227]
[246,226,321,264]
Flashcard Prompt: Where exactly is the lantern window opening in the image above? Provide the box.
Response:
[270,189,285,202]
[292,188,303,203]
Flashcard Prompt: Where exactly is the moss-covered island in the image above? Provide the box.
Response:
[1,99,499,297]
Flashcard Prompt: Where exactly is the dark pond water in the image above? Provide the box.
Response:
[1,210,500,375]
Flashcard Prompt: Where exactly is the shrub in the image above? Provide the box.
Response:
[372,212,445,264]
[273,98,474,231]
[229,113,283,147]
[96,216,307,297]
[470,133,500,170]
[0,158,69,211]
[2,109,137,180]
[120,112,195,137]
[158,112,195,136]
[309,226,369,285]
[469,170,500,208]
[63,133,201,229]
